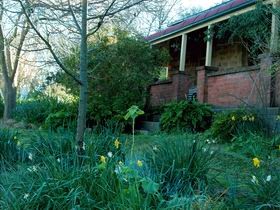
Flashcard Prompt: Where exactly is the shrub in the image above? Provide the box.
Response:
[229,133,273,158]
[44,110,76,130]
[145,136,216,196]
[13,97,77,129]
[55,29,169,126]
[13,99,57,124]
[160,100,213,133]
[211,109,266,143]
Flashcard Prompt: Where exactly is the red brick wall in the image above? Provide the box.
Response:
[149,73,189,107]
[207,70,259,107]
[197,66,271,107]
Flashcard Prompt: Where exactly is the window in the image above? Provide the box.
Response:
[159,67,169,80]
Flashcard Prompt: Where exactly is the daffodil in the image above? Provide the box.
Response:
[23,193,30,200]
[251,175,258,184]
[252,157,260,168]
[100,155,106,164]
[114,138,121,149]
[266,175,272,182]
[250,116,255,122]
[242,116,248,121]
[107,152,113,158]
[231,116,236,121]
[137,160,143,167]
[28,153,33,161]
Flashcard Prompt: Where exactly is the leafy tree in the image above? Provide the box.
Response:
[16,0,149,151]
[215,2,273,63]
[55,30,169,125]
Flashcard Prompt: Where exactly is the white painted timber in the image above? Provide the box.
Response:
[179,33,187,72]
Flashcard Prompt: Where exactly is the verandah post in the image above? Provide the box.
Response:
[179,33,187,71]
[205,25,213,66]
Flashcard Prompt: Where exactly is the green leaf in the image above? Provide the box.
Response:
[124,105,144,120]
[141,178,159,194]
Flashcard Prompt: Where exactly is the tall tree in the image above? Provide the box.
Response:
[0,0,29,120]
[15,0,148,151]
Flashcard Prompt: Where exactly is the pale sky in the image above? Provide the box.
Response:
[183,0,224,9]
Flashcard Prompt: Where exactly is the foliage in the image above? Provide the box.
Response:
[229,133,273,158]
[211,109,266,143]
[124,105,144,156]
[0,128,280,209]
[216,2,272,62]
[44,110,76,130]
[144,136,217,197]
[160,100,213,133]
[56,29,169,125]
[0,129,161,209]
[0,129,23,163]
[13,95,77,130]
[0,99,3,118]
[244,158,280,209]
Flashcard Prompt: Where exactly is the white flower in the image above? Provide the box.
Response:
[266,175,272,182]
[251,175,258,184]
[152,145,158,151]
[57,158,61,163]
[114,165,122,174]
[23,193,29,199]
[206,139,211,144]
[212,140,216,144]
[193,140,196,143]
[203,148,207,152]
[27,166,38,172]
[107,152,113,158]
[28,153,33,161]
[210,151,214,155]
[82,142,86,150]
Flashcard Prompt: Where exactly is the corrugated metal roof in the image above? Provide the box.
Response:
[146,0,256,42]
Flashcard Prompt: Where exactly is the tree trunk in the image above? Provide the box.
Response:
[76,0,88,152]
[3,78,16,120]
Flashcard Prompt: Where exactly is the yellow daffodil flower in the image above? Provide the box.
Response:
[114,138,121,149]
[252,157,260,168]
[137,160,143,167]
[100,155,106,164]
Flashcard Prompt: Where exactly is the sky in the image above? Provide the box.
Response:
[183,0,224,10]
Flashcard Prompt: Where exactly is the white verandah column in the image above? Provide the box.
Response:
[205,25,213,66]
[179,33,187,71]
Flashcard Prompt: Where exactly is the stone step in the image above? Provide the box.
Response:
[138,121,160,132]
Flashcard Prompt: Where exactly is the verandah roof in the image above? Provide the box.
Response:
[146,0,256,43]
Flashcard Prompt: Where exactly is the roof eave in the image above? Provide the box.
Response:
[148,0,257,44]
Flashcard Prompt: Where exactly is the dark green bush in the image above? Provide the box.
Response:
[13,99,57,124]
[160,100,213,133]
[44,110,76,130]
[13,97,77,129]
[55,30,169,126]
[211,109,266,143]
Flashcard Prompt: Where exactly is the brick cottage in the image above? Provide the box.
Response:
[146,0,280,108]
